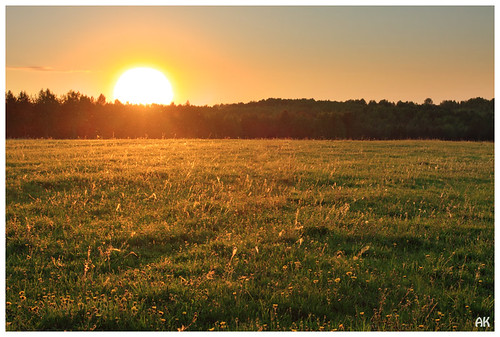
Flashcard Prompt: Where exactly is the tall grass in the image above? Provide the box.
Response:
[5,139,494,331]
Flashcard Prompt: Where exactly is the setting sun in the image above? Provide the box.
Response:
[113,67,174,105]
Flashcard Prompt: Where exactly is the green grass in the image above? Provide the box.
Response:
[5,139,494,331]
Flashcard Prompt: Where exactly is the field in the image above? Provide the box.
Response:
[5,139,494,331]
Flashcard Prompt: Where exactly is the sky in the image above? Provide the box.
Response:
[5,5,495,106]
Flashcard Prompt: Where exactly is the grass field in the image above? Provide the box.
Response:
[5,139,494,331]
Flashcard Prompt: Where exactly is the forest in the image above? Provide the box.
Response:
[5,89,494,140]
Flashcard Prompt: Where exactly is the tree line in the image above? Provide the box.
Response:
[5,89,494,140]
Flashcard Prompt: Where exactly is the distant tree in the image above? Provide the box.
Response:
[97,94,106,105]
[424,98,434,105]
[6,90,16,105]
[17,91,31,104]
[34,89,60,137]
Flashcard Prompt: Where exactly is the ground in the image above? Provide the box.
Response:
[5,139,494,331]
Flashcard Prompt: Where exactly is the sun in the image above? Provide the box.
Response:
[113,67,174,105]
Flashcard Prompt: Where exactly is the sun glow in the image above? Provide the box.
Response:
[113,67,174,105]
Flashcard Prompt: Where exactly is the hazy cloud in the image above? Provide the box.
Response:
[6,66,90,73]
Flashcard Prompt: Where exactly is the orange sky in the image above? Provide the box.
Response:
[5,6,494,106]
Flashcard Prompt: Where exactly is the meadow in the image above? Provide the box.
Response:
[5,139,494,331]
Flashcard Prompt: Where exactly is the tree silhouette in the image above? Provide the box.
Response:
[5,90,494,141]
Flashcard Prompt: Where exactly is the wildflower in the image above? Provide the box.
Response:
[346,271,353,277]
[338,323,344,329]
[6,302,12,306]
[313,279,319,284]
[418,325,424,328]
[273,304,278,309]
[158,311,164,315]
[334,278,341,283]
[152,306,157,310]
[359,312,364,315]
[209,328,215,331]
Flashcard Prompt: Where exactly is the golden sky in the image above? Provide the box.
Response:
[5,6,494,106]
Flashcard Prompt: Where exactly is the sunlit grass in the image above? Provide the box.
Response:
[5,139,494,331]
